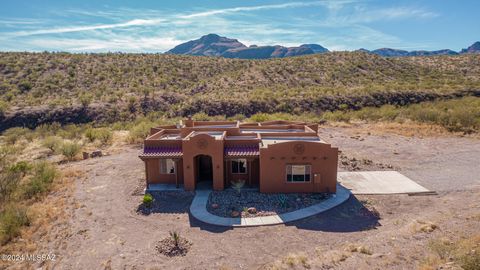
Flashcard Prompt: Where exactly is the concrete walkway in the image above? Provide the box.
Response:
[189,184,351,227]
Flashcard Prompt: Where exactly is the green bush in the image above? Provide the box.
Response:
[143,194,154,207]
[42,136,62,153]
[0,205,30,244]
[94,128,113,145]
[22,161,57,198]
[0,171,21,202]
[2,127,29,145]
[192,112,211,121]
[60,141,81,161]
[8,161,32,177]
[84,128,96,143]
[0,100,8,115]
[128,122,154,144]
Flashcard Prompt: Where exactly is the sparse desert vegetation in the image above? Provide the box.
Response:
[1,52,480,130]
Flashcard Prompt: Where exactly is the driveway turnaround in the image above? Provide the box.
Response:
[189,184,351,227]
[338,171,431,195]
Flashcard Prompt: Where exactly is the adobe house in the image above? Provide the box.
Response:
[139,118,338,193]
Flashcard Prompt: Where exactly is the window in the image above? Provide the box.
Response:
[286,165,311,182]
[160,159,175,174]
[231,159,247,174]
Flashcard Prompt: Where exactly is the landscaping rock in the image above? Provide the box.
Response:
[231,211,240,217]
[207,190,330,218]
[91,150,103,158]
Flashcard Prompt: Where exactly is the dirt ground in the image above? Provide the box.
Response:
[9,125,480,270]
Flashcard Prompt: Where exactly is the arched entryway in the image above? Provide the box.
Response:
[194,155,213,189]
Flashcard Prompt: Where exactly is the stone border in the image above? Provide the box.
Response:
[189,184,351,227]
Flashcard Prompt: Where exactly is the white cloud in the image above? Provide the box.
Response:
[0,1,440,52]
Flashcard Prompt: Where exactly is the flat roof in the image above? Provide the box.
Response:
[241,129,305,133]
[195,124,237,128]
[225,135,258,140]
[261,137,321,147]
[159,134,182,140]
[191,131,224,139]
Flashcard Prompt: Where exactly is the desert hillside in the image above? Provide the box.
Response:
[1,52,480,129]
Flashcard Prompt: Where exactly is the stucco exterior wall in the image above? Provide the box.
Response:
[145,158,184,185]
[181,134,225,191]
[259,141,338,193]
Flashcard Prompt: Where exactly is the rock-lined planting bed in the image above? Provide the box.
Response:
[207,190,331,218]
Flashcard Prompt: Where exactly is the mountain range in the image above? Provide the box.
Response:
[166,34,480,59]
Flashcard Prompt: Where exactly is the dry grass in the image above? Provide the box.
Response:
[344,243,373,255]
[420,235,480,270]
[260,252,311,270]
[332,121,470,138]
[0,166,80,269]
[411,220,439,233]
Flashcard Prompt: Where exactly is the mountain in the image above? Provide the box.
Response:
[167,34,478,58]
[166,33,246,56]
[370,48,410,57]
[365,48,458,57]
[166,34,328,59]
[460,41,480,54]
[407,49,458,56]
[222,45,315,59]
[299,44,329,53]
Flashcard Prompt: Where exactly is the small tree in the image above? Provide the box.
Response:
[60,141,81,161]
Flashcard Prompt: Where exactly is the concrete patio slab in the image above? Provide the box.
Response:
[338,171,431,195]
[189,184,351,227]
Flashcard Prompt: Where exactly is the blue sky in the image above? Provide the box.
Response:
[0,0,478,52]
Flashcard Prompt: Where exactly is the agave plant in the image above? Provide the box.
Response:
[169,231,180,248]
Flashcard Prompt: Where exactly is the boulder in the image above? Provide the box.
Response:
[231,211,240,217]
[247,207,257,214]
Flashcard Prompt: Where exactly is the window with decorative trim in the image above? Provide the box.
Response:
[159,159,175,174]
[286,165,311,182]
[231,159,247,174]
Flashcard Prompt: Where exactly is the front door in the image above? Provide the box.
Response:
[196,155,213,183]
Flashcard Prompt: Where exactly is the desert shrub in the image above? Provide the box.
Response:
[8,161,32,177]
[143,194,154,207]
[94,128,113,145]
[248,113,272,122]
[22,161,57,198]
[2,127,29,144]
[42,136,62,153]
[229,114,247,121]
[0,100,8,115]
[84,128,96,143]
[57,124,83,140]
[192,112,211,121]
[128,121,155,144]
[84,128,112,145]
[0,205,30,244]
[0,171,21,202]
[60,141,81,161]
[34,122,61,138]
